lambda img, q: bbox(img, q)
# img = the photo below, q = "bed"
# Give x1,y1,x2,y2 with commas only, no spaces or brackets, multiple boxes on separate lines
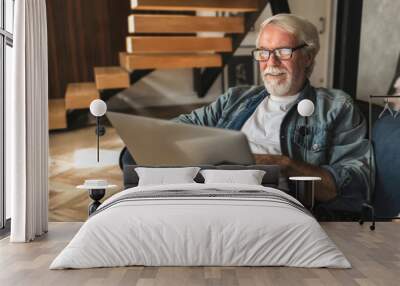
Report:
50,165,350,269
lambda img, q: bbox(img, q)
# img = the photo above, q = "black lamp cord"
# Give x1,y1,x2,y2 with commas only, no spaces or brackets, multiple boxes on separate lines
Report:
304,116,308,163
96,116,100,162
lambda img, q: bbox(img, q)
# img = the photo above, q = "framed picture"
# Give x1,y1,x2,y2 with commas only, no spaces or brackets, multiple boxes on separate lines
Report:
224,54,260,91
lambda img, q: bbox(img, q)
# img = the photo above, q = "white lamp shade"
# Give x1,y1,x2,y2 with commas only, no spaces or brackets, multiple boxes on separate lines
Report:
297,99,315,117
90,99,107,117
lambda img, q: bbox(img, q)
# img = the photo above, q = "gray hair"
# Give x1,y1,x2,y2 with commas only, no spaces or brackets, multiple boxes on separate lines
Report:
255,14,320,78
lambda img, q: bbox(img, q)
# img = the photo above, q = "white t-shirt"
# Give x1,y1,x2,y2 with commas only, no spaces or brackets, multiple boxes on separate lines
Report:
241,93,299,154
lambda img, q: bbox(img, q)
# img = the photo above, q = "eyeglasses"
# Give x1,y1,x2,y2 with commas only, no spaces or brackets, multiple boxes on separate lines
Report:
252,44,308,61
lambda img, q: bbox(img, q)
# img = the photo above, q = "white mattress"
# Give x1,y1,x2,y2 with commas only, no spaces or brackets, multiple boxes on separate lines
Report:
50,183,351,269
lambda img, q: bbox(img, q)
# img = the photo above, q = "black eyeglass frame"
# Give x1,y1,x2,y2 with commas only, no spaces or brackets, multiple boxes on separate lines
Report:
252,43,308,61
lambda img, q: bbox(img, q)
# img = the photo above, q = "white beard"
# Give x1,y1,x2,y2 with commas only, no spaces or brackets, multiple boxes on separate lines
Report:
262,67,292,97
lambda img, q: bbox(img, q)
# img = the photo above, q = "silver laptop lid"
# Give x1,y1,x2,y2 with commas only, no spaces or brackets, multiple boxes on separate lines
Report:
107,111,255,166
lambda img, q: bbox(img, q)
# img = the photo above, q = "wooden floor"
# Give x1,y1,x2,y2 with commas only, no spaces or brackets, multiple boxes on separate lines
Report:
49,126,125,221
49,105,206,222
0,222,399,286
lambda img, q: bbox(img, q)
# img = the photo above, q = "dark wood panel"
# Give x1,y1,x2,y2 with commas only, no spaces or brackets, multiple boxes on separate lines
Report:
46,0,130,99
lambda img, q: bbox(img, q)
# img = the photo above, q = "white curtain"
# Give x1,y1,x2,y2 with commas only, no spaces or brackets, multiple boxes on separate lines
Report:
7,0,49,242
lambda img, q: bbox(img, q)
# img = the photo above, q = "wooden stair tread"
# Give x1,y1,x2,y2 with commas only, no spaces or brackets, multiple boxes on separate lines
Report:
94,66,130,90
126,36,232,53
119,52,222,71
65,82,99,110
131,0,258,12
49,99,67,130
128,14,244,34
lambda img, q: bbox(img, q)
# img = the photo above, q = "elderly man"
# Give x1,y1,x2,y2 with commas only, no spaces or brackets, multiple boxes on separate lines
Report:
172,14,373,216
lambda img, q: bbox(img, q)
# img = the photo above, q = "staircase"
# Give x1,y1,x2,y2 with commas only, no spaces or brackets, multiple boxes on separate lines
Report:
49,0,269,130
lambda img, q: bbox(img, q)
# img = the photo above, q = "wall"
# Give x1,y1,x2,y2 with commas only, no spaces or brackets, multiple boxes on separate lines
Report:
357,0,400,101
46,0,129,99
287,0,335,89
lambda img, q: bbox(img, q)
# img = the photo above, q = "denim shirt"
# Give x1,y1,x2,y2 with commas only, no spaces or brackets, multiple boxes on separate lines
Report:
173,82,374,214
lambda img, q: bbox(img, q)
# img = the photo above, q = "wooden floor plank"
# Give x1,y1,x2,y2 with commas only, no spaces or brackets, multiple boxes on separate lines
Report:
126,36,232,54
128,14,244,34
49,99,67,130
94,66,130,90
1,222,400,285
130,0,258,12
65,82,100,110
119,52,222,71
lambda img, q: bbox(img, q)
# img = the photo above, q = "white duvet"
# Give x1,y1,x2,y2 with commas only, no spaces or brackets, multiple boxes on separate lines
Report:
50,183,351,269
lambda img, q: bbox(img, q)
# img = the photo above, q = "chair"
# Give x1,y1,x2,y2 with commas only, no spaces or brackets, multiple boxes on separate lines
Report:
371,114,400,218
359,51,400,226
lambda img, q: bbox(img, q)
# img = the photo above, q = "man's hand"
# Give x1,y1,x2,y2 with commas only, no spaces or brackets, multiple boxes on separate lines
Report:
254,154,291,174
254,153,337,202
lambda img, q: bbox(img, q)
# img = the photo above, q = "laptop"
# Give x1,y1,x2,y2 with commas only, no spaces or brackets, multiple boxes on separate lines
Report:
106,111,255,166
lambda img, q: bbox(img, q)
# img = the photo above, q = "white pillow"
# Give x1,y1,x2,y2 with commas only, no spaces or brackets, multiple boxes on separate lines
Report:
200,169,266,185
135,167,201,186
